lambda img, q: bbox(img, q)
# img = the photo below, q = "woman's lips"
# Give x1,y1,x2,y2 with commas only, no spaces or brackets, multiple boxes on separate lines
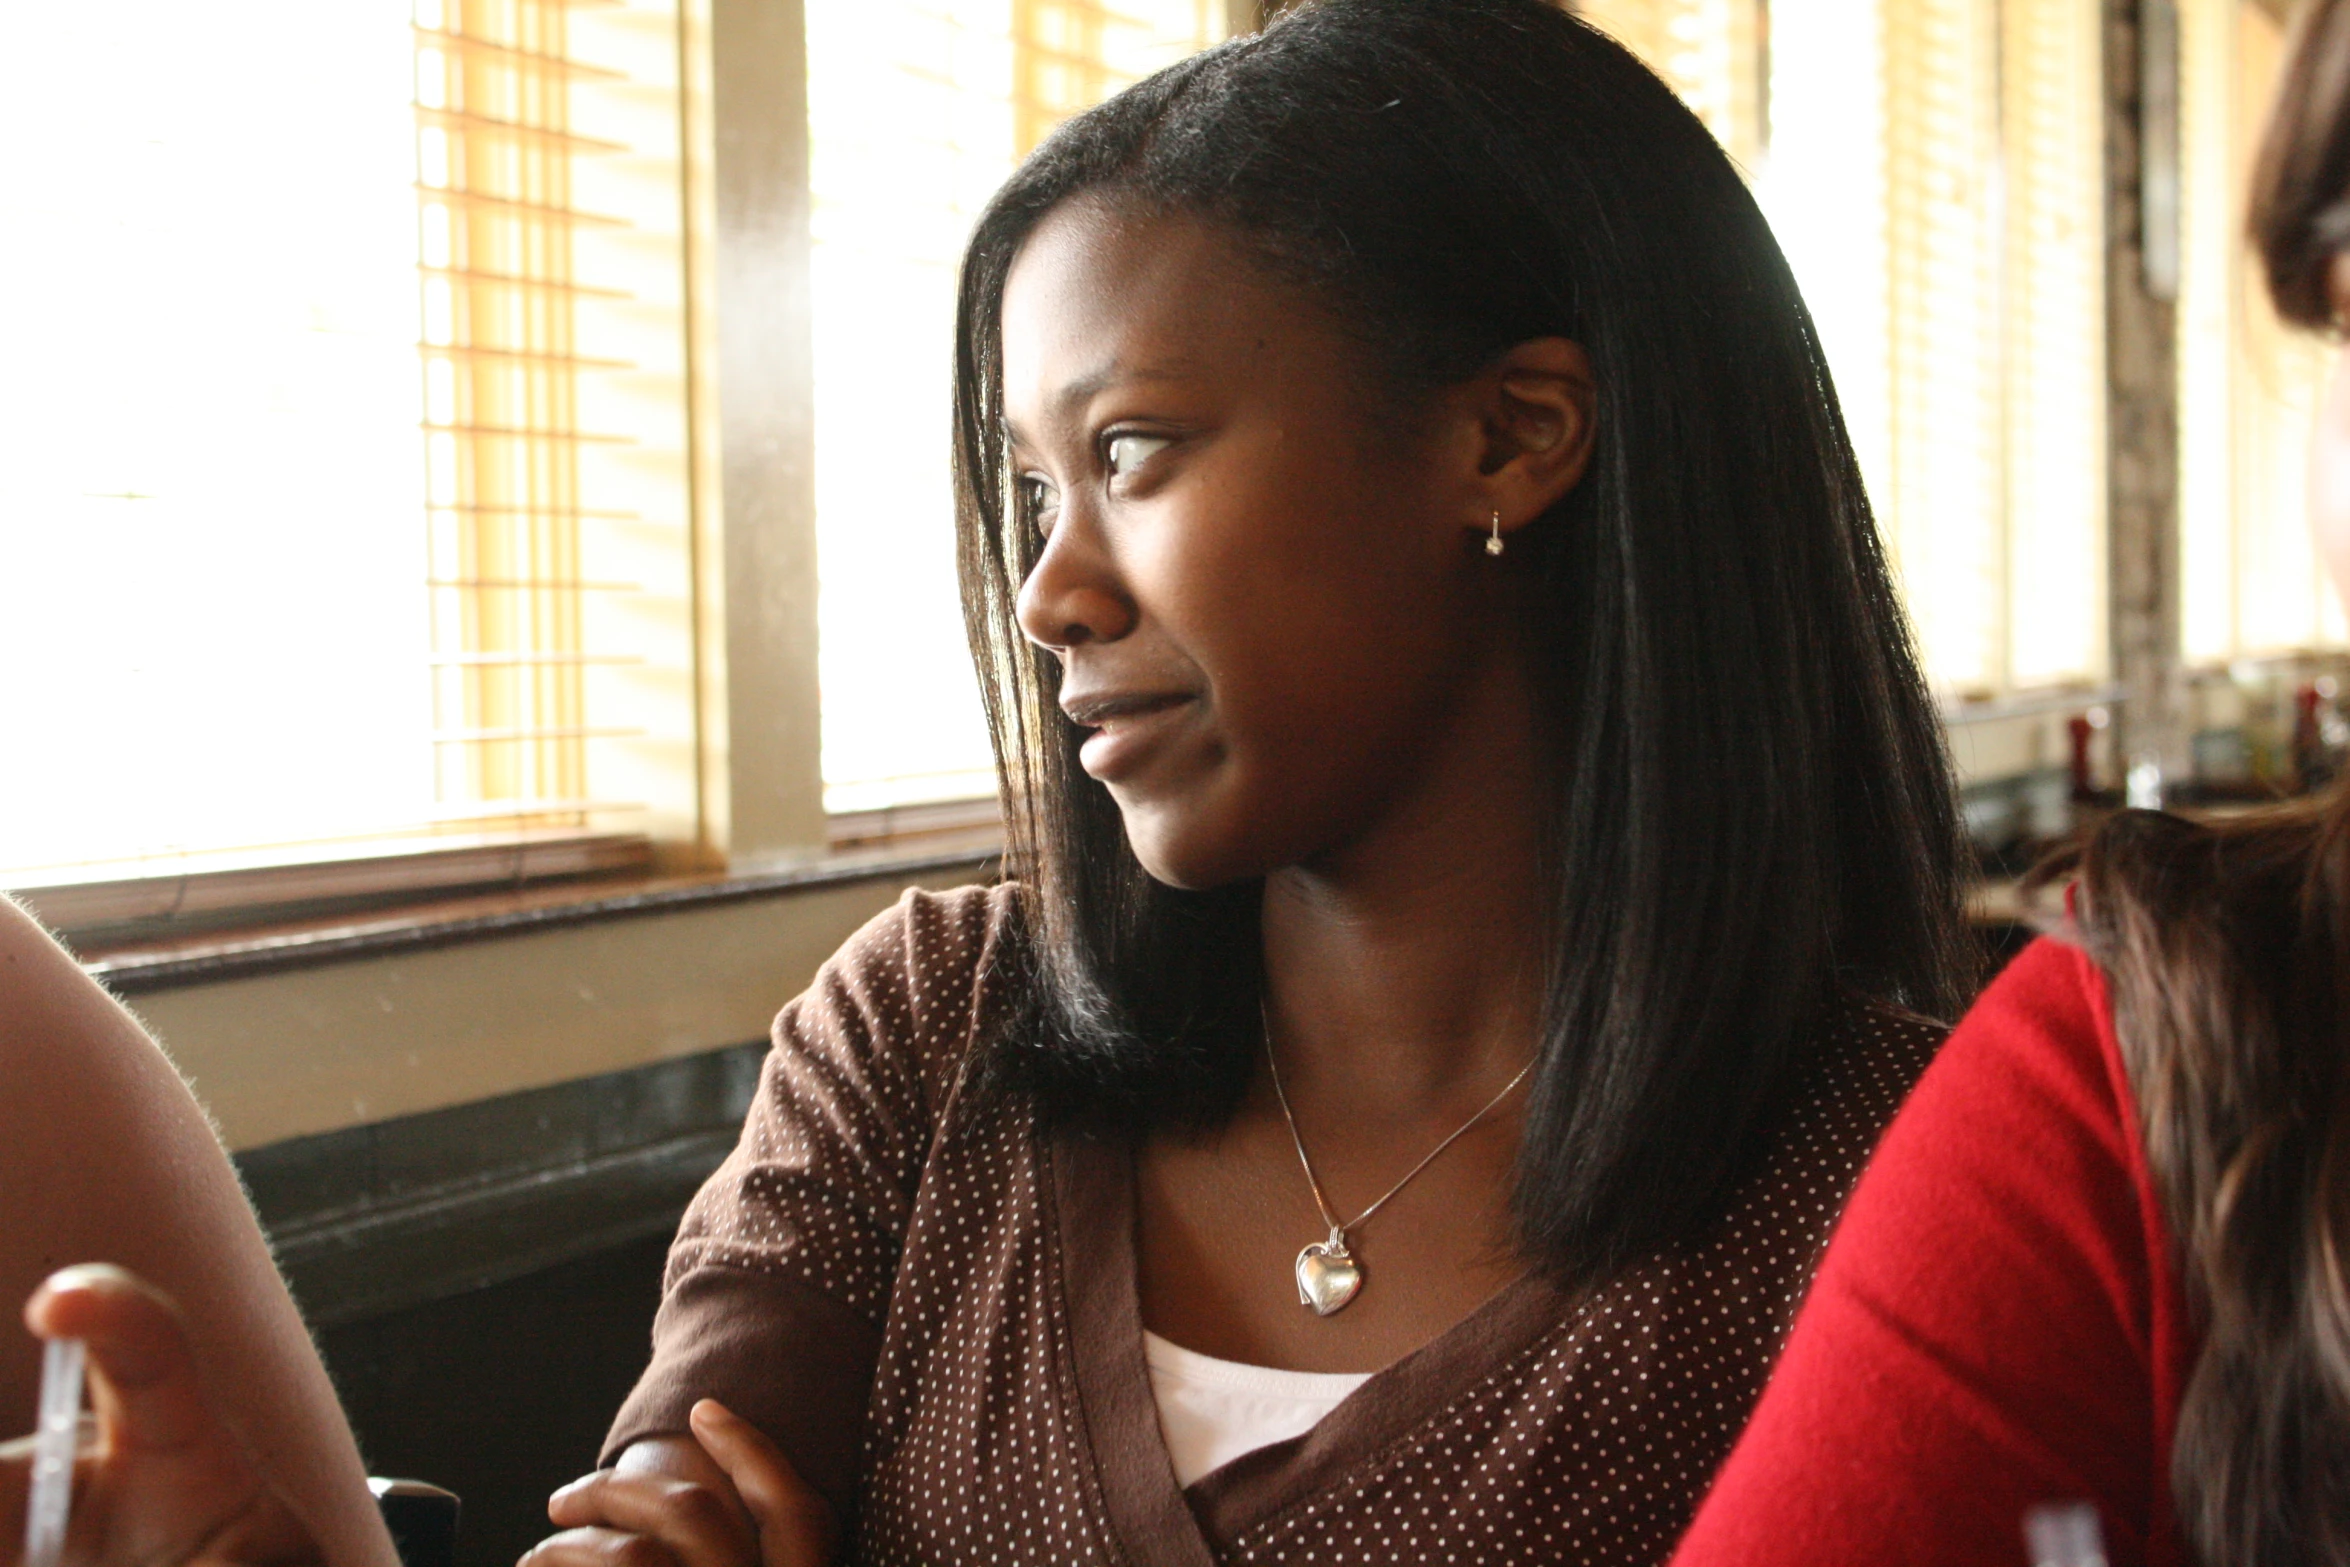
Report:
1067,692,1197,782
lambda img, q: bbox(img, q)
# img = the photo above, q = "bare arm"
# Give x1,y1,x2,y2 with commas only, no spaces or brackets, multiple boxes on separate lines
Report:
0,898,395,1567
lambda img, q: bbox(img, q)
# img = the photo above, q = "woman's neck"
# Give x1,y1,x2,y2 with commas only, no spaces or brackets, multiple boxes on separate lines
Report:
1258,651,1550,1112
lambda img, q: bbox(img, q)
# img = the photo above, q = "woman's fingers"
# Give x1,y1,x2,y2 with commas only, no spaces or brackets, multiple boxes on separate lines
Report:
27,1265,219,1457
521,1413,833,1567
541,1472,755,1567
7,1266,321,1567
520,1526,688,1567
685,1403,833,1567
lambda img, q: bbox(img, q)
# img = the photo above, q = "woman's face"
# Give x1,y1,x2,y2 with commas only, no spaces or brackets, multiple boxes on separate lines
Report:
1000,198,1586,890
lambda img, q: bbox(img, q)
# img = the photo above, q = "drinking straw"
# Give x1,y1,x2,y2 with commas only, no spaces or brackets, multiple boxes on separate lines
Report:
24,1337,86,1567
2023,1501,2108,1567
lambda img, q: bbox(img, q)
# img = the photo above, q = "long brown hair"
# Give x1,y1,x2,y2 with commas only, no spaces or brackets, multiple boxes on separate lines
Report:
2052,789,2350,1562
2051,18,2350,1552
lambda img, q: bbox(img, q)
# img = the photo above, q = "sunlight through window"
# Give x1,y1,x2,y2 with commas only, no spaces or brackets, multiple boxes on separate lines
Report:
808,0,1230,816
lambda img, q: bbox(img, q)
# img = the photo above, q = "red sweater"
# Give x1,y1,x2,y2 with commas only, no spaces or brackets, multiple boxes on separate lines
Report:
1669,937,2195,1567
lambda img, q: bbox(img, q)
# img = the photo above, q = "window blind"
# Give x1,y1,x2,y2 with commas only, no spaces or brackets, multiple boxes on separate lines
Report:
1868,0,2106,696
1595,0,2107,697
413,0,699,851
808,0,1233,817
0,0,698,890
417,0,620,822
1878,0,2008,695
0,4,430,882
2000,0,2108,688
2178,0,2348,663
414,0,695,833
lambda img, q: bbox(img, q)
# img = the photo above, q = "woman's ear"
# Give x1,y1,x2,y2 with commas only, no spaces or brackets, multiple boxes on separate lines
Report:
1474,337,1596,543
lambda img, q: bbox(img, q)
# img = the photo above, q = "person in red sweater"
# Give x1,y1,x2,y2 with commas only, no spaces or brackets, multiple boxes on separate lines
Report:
1668,935,2196,1565
1673,4,2350,1559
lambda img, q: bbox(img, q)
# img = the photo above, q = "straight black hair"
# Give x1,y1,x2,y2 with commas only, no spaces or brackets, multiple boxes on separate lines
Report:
952,0,1972,1292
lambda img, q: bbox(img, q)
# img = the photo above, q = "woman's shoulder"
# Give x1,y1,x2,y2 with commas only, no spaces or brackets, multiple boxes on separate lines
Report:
1887,933,2168,1302
827,880,1023,991
1775,990,1948,1160
1816,938,2122,1150
1669,936,2185,1567
1758,959,2121,1240
1821,990,1950,1075
780,880,1027,1088
1909,935,2128,1145
1821,934,2174,1375
1974,930,2112,1036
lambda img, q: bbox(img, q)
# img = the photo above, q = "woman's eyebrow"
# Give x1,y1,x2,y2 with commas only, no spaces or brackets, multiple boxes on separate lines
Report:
1049,359,1197,417
1004,360,1202,452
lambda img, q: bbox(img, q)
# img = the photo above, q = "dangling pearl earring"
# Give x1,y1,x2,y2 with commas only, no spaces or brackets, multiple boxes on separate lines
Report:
1485,511,1505,556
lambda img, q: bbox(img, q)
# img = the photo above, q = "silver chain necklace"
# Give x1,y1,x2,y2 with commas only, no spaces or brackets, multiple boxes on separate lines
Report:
1261,1005,1536,1317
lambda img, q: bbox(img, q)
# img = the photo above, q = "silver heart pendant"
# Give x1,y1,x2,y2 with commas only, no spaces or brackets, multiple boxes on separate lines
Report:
1295,1239,1363,1316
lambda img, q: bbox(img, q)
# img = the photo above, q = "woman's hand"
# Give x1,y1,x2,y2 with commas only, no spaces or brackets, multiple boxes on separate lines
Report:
524,1404,833,1567
0,1266,321,1567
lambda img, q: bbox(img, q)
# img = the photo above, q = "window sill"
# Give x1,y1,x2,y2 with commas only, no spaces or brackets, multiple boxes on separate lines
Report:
1939,683,2126,726
16,831,660,941
73,831,1003,997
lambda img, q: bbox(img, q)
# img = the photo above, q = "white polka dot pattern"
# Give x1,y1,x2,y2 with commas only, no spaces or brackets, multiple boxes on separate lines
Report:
618,885,1944,1566
1213,1002,1943,1565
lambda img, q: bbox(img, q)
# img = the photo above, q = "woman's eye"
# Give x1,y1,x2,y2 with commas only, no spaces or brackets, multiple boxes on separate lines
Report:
1104,433,1171,478
1019,474,1061,535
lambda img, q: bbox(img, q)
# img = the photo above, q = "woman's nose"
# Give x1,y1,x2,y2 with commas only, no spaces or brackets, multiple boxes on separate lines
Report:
1014,513,1137,653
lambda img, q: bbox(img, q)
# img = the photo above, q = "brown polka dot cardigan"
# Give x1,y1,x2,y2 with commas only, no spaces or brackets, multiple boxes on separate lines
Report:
605,884,1943,1566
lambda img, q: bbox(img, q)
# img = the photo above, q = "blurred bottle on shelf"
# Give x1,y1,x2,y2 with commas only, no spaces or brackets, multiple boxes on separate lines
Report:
2067,708,2118,825
2297,680,2342,793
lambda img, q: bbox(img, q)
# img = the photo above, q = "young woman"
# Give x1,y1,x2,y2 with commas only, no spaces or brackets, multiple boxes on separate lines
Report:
1667,3,2350,1561
514,3,1968,1564
6,4,1964,1566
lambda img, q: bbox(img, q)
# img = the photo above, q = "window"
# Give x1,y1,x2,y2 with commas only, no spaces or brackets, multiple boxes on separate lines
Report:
2178,0,2349,663
4,5,429,879
1,0,694,888
1589,0,2109,698
807,0,1235,816
2,0,1247,899
15,0,2193,901
1995,0,2111,690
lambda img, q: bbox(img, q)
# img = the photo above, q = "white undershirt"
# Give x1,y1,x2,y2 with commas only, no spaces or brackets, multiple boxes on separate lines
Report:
1142,1330,1374,1488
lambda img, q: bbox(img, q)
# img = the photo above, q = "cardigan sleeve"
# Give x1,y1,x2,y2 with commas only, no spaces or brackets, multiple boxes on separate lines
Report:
1668,937,2191,1567
601,882,1013,1519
